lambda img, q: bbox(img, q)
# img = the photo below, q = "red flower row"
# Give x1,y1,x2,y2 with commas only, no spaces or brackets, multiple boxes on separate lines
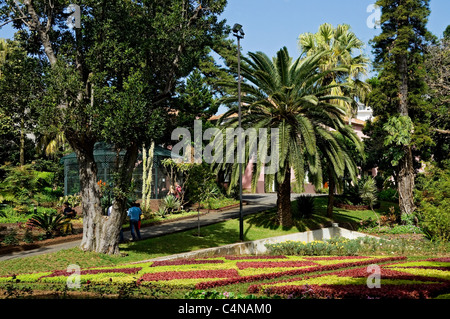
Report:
151,259,224,267
303,256,370,261
259,282,450,299
426,257,450,262
224,255,287,260
393,266,449,271
248,266,445,293
236,261,317,269
195,256,406,290
42,267,142,278
139,269,239,281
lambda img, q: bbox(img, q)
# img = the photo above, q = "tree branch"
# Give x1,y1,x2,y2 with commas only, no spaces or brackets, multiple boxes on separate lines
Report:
159,4,207,99
0,16,29,28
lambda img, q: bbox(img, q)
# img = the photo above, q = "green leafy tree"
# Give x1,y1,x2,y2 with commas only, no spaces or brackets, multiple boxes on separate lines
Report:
215,47,356,227
444,25,450,39
0,40,43,166
298,23,371,117
423,36,450,165
175,68,218,132
367,0,435,215
0,0,228,254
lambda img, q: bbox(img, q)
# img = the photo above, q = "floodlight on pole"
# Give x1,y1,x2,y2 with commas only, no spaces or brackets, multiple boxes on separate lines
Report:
232,23,244,241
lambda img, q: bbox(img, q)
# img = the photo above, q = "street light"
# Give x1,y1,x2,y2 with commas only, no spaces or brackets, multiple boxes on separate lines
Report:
232,23,244,241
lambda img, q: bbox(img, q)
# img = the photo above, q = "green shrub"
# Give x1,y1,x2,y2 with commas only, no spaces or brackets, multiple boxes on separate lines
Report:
0,205,30,223
2,229,19,246
0,164,55,207
415,162,450,242
22,228,34,244
57,194,82,208
378,188,399,202
265,238,365,256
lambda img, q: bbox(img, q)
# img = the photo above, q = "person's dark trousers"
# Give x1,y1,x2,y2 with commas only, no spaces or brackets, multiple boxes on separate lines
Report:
119,228,124,243
130,220,141,240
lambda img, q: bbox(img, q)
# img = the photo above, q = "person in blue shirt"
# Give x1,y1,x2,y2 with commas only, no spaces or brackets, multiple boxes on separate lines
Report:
127,202,142,241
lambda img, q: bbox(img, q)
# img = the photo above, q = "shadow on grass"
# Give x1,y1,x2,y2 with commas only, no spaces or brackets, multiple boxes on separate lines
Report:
245,196,396,233
119,221,242,258
245,199,332,233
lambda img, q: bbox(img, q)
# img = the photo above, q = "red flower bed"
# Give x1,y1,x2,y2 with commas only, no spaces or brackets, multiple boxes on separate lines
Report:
426,257,450,262
236,261,317,269
304,256,370,261
139,269,239,281
225,255,287,260
151,259,224,267
42,267,142,278
248,266,445,294
260,283,450,299
393,266,449,271
195,256,406,289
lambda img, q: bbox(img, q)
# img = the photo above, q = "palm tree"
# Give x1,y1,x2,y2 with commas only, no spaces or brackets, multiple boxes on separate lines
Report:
215,47,354,227
299,23,370,217
298,23,371,118
314,124,363,218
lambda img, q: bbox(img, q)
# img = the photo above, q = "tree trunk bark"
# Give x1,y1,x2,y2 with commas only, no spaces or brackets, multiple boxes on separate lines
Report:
397,145,416,215
397,54,416,215
95,143,140,254
74,142,103,253
327,167,336,219
277,168,293,227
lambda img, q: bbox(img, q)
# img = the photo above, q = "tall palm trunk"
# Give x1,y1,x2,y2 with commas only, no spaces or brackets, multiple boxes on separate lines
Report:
326,167,336,218
277,167,293,227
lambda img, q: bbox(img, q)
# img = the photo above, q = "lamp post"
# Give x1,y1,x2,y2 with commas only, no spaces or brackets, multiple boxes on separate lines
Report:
232,23,245,241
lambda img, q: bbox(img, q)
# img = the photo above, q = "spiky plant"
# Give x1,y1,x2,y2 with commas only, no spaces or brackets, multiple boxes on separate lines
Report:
27,211,68,238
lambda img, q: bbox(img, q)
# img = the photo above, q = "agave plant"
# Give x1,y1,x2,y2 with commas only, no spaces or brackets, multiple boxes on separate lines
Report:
162,195,181,214
27,211,68,238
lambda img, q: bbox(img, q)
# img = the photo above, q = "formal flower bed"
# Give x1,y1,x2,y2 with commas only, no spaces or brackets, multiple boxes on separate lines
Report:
2,254,448,299
0,255,405,288
248,257,450,299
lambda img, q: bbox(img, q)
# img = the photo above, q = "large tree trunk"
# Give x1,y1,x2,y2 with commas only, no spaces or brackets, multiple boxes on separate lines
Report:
326,167,336,218
397,145,416,215
277,168,293,227
397,54,416,215
70,136,140,254
73,141,103,252
96,143,140,254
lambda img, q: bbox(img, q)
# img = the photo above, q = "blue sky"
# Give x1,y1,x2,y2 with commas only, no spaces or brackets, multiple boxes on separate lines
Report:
219,0,450,62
